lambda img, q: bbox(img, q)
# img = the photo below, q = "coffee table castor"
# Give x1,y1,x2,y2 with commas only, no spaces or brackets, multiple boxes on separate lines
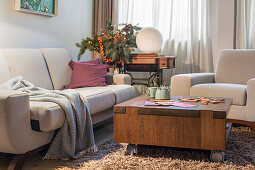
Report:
114,95,232,162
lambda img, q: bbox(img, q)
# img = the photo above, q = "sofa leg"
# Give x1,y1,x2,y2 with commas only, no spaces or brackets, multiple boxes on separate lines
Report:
227,119,255,131
8,146,47,170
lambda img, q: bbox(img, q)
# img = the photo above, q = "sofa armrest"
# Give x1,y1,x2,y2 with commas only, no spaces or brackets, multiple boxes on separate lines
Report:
106,73,132,85
170,73,215,96
113,74,132,85
0,89,54,154
246,78,255,121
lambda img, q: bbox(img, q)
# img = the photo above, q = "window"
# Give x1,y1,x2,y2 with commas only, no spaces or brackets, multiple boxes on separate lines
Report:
118,0,202,42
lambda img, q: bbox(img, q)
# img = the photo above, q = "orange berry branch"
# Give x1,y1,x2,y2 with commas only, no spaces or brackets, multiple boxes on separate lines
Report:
76,19,141,64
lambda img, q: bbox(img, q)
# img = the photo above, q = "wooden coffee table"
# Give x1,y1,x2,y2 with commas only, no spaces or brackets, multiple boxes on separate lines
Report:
114,95,232,162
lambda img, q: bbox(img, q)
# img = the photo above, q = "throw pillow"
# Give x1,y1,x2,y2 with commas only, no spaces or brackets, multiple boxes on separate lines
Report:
68,59,99,70
68,63,108,88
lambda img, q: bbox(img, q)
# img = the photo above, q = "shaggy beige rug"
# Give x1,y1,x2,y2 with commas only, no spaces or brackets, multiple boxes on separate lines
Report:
57,126,255,170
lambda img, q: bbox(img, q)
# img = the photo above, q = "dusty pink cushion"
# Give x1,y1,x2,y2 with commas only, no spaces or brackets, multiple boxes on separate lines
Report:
68,59,99,70
68,63,108,88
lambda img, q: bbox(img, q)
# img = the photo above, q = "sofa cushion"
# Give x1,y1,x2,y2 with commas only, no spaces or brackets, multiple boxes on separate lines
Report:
190,83,247,106
99,85,136,104
75,88,115,113
215,49,255,85
0,50,11,84
41,48,72,90
107,85,136,103
76,85,136,104
3,49,53,90
227,105,246,121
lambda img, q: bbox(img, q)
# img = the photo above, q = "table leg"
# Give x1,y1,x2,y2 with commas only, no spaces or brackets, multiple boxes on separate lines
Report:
210,151,227,162
125,144,138,156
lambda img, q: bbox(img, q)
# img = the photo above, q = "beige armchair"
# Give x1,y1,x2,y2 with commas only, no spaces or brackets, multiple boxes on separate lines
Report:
171,49,255,130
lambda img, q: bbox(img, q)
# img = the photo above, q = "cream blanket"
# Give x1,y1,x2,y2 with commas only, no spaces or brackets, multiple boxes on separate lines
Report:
0,76,97,160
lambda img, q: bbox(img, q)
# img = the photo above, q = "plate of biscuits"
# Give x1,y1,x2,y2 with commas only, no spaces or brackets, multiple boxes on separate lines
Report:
178,97,225,105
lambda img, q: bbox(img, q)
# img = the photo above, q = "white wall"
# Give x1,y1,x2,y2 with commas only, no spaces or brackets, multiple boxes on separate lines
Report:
0,0,93,61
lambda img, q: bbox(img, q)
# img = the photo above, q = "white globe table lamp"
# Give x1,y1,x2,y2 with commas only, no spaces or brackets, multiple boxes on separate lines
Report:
136,27,163,54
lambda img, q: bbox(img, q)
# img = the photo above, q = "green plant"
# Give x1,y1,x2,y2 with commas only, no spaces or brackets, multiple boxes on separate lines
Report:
76,19,141,64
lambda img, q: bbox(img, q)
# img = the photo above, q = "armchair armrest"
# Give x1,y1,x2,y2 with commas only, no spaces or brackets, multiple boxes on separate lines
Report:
170,73,215,96
106,73,132,85
246,78,255,121
0,89,53,154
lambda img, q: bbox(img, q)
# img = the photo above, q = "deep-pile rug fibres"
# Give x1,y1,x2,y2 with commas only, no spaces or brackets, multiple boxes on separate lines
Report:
56,126,255,170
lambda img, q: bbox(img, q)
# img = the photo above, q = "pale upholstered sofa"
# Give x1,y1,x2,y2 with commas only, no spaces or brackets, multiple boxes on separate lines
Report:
171,49,255,129
0,48,136,164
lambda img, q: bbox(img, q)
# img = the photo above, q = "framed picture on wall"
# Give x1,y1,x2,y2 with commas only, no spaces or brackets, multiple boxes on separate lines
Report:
14,0,58,16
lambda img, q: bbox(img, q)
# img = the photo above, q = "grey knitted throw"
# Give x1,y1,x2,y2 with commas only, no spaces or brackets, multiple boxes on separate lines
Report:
0,76,97,160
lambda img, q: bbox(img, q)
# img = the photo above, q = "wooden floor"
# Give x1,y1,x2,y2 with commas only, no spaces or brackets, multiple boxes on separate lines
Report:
0,121,113,170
